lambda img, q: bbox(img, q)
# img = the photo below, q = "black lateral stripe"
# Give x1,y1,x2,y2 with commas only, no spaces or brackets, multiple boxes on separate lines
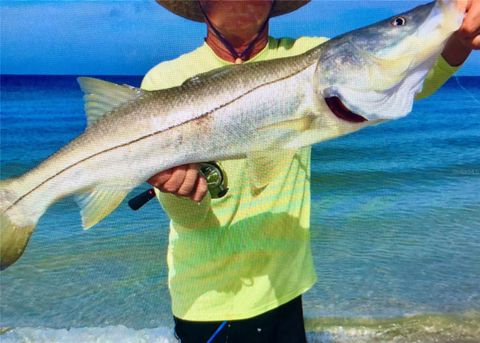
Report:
7,61,314,211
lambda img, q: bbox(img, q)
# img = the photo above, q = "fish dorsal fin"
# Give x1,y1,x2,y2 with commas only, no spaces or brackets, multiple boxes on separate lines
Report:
74,185,130,229
77,77,144,126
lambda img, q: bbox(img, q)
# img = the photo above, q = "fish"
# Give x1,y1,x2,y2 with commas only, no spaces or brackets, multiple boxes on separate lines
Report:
0,0,466,270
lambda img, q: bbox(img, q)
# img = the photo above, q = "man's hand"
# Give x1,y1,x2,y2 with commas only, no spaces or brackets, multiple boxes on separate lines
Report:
442,0,479,66
457,0,480,49
148,164,208,202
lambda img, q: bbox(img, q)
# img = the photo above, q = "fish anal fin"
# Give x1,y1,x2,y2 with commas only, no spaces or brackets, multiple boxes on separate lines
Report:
74,186,130,230
77,77,144,126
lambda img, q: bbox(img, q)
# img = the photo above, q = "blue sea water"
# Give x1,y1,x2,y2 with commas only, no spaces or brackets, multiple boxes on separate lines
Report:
0,75,479,342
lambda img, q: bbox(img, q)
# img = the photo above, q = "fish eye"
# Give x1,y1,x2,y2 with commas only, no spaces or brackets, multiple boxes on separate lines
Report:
391,16,407,26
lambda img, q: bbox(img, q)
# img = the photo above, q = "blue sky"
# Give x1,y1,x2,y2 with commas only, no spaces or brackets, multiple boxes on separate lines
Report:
1,0,479,76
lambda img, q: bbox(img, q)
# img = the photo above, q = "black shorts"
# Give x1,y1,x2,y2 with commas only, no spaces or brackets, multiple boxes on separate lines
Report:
173,296,307,343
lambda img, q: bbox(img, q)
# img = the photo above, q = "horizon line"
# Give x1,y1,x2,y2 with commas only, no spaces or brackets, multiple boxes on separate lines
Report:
1,73,480,78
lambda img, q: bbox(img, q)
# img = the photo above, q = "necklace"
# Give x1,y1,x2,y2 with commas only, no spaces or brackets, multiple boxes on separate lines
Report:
198,1,274,64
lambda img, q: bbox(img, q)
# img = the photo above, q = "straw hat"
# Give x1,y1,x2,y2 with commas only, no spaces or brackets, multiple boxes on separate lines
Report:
156,0,310,22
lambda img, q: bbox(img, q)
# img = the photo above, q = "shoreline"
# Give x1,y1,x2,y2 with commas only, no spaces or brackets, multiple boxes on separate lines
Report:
2,312,479,342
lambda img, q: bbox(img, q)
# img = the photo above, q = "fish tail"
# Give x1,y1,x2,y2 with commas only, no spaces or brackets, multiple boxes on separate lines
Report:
0,178,38,270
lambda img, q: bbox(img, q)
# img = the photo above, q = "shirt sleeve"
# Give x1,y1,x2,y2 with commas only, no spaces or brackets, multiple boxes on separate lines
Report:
415,56,460,100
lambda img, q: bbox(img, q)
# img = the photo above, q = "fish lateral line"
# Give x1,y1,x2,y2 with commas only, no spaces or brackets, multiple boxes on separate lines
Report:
4,59,318,212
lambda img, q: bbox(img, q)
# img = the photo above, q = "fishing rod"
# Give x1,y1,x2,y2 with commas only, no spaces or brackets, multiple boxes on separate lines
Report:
128,162,228,211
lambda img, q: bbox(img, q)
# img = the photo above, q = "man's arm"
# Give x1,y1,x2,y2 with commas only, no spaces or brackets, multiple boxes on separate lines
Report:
141,72,208,203
141,71,212,229
415,0,479,100
441,0,479,67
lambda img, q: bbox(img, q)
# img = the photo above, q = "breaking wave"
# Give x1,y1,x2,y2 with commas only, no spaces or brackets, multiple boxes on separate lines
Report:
2,312,479,343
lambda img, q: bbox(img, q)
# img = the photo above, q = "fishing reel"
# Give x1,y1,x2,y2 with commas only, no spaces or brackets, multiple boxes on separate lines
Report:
128,162,228,211
199,161,229,199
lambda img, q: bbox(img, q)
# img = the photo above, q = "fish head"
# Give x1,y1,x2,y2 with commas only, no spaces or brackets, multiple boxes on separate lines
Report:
316,0,466,122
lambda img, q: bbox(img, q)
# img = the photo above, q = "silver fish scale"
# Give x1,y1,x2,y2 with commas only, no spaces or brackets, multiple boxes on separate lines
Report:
142,45,322,123
22,45,322,198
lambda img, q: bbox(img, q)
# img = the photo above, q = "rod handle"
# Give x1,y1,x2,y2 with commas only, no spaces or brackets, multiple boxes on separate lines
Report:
127,188,156,211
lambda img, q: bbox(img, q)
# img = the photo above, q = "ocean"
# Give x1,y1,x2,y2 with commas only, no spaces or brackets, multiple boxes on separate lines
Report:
0,75,479,342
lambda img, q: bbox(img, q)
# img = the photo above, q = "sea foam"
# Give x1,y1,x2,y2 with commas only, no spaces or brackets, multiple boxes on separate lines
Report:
2,312,480,343
1,325,176,343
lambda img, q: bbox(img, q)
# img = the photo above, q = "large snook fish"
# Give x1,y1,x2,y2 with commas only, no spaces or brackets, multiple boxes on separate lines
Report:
0,0,466,270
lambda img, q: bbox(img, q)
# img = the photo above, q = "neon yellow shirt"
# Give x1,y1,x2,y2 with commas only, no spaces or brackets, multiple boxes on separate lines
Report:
141,36,458,321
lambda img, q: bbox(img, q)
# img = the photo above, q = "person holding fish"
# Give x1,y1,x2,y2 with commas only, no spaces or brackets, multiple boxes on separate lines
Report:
1,0,478,341
141,0,479,342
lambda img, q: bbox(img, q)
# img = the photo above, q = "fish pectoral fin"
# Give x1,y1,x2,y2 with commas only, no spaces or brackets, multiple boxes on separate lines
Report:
258,115,316,134
284,126,350,150
77,77,144,126
255,115,321,151
246,149,297,194
253,115,316,152
74,186,130,230
280,114,370,150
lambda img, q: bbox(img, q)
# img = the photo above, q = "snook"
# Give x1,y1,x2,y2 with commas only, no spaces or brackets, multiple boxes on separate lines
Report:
0,0,466,270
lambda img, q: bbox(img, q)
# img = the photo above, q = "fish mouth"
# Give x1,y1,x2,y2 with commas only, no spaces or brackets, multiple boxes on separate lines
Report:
325,96,368,123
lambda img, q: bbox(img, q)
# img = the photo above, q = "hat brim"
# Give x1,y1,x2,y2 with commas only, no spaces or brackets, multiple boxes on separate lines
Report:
156,0,310,22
